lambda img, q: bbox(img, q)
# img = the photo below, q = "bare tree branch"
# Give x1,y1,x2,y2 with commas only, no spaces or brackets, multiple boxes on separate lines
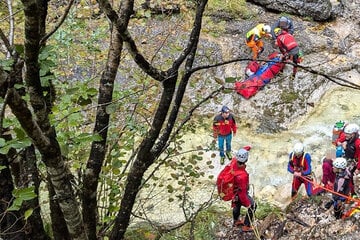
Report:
97,0,167,81
0,28,12,56
40,0,75,45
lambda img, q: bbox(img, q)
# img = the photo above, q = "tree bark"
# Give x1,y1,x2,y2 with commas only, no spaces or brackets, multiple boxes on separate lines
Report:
3,1,88,239
0,154,25,240
82,26,123,240
104,1,208,238
18,145,50,240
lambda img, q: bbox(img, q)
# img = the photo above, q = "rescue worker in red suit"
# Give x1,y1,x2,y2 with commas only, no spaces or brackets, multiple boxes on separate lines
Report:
341,123,360,172
232,148,256,232
341,123,360,195
287,142,313,198
274,28,300,77
213,106,237,165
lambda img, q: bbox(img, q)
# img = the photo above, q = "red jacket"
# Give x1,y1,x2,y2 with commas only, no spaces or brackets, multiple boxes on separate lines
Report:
232,162,251,207
334,131,346,146
276,31,298,54
354,138,360,169
212,113,237,137
322,158,335,185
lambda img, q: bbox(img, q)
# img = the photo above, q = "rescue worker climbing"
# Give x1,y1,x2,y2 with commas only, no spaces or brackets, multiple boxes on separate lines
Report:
287,142,313,198
232,148,256,232
270,16,295,40
213,106,237,165
245,24,271,60
274,27,300,77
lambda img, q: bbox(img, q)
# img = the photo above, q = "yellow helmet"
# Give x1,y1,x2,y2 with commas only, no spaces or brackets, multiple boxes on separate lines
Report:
274,27,282,36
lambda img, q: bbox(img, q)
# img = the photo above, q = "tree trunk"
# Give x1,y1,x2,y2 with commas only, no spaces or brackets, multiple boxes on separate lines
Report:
82,26,123,239
0,154,25,240
47,177,71,240
18,145,50,240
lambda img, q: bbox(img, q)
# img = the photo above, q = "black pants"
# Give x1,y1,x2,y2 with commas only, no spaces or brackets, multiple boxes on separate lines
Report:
232,195,256,226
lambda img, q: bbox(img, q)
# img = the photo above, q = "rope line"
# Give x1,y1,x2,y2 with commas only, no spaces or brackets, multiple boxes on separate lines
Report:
297,175,360,218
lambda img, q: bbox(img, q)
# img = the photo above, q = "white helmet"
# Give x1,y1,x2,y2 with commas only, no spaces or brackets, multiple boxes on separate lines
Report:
293,143,304,156
236,149,249,163
263,25,271,33
333,157,347,169
344,123,359,134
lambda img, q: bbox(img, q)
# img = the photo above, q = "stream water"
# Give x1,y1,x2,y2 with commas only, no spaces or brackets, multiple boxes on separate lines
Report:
208,85,360,208
138,84,360,225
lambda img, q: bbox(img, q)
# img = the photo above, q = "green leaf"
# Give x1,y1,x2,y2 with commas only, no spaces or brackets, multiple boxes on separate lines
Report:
13,127,26,139
0,138,32,154
8,198,23,211
106,103,118,114
0,165,7,171
13,186,37,200
14,44,24,55
24,208,34,220
0,138,5,147
225,77,237,83
0,59,14,71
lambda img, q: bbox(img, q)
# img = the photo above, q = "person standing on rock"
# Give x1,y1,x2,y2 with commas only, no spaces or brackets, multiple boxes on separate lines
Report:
313,148,336,195
287,142,313,198
213,106,237,165
274,27,300,78
232,147,256,232
340,123,360,196
325,157,353,219
245,23,271,60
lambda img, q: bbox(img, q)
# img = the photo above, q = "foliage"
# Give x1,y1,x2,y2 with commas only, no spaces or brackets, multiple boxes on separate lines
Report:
8,187,37,211
206,0,255,20
255,201,282,220
124,205,221,240
280,90,300,104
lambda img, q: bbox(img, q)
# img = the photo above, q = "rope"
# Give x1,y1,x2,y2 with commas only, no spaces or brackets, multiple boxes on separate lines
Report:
297,175,360,218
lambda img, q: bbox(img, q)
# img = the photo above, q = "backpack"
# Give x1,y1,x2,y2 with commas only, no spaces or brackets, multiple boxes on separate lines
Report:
332,121,345,144
216,159,242,201
277,32,298,52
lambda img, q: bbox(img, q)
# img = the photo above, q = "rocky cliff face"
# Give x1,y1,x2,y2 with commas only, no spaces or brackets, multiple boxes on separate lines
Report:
249,0,333,21
203,0,360,134
212,2,360,239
